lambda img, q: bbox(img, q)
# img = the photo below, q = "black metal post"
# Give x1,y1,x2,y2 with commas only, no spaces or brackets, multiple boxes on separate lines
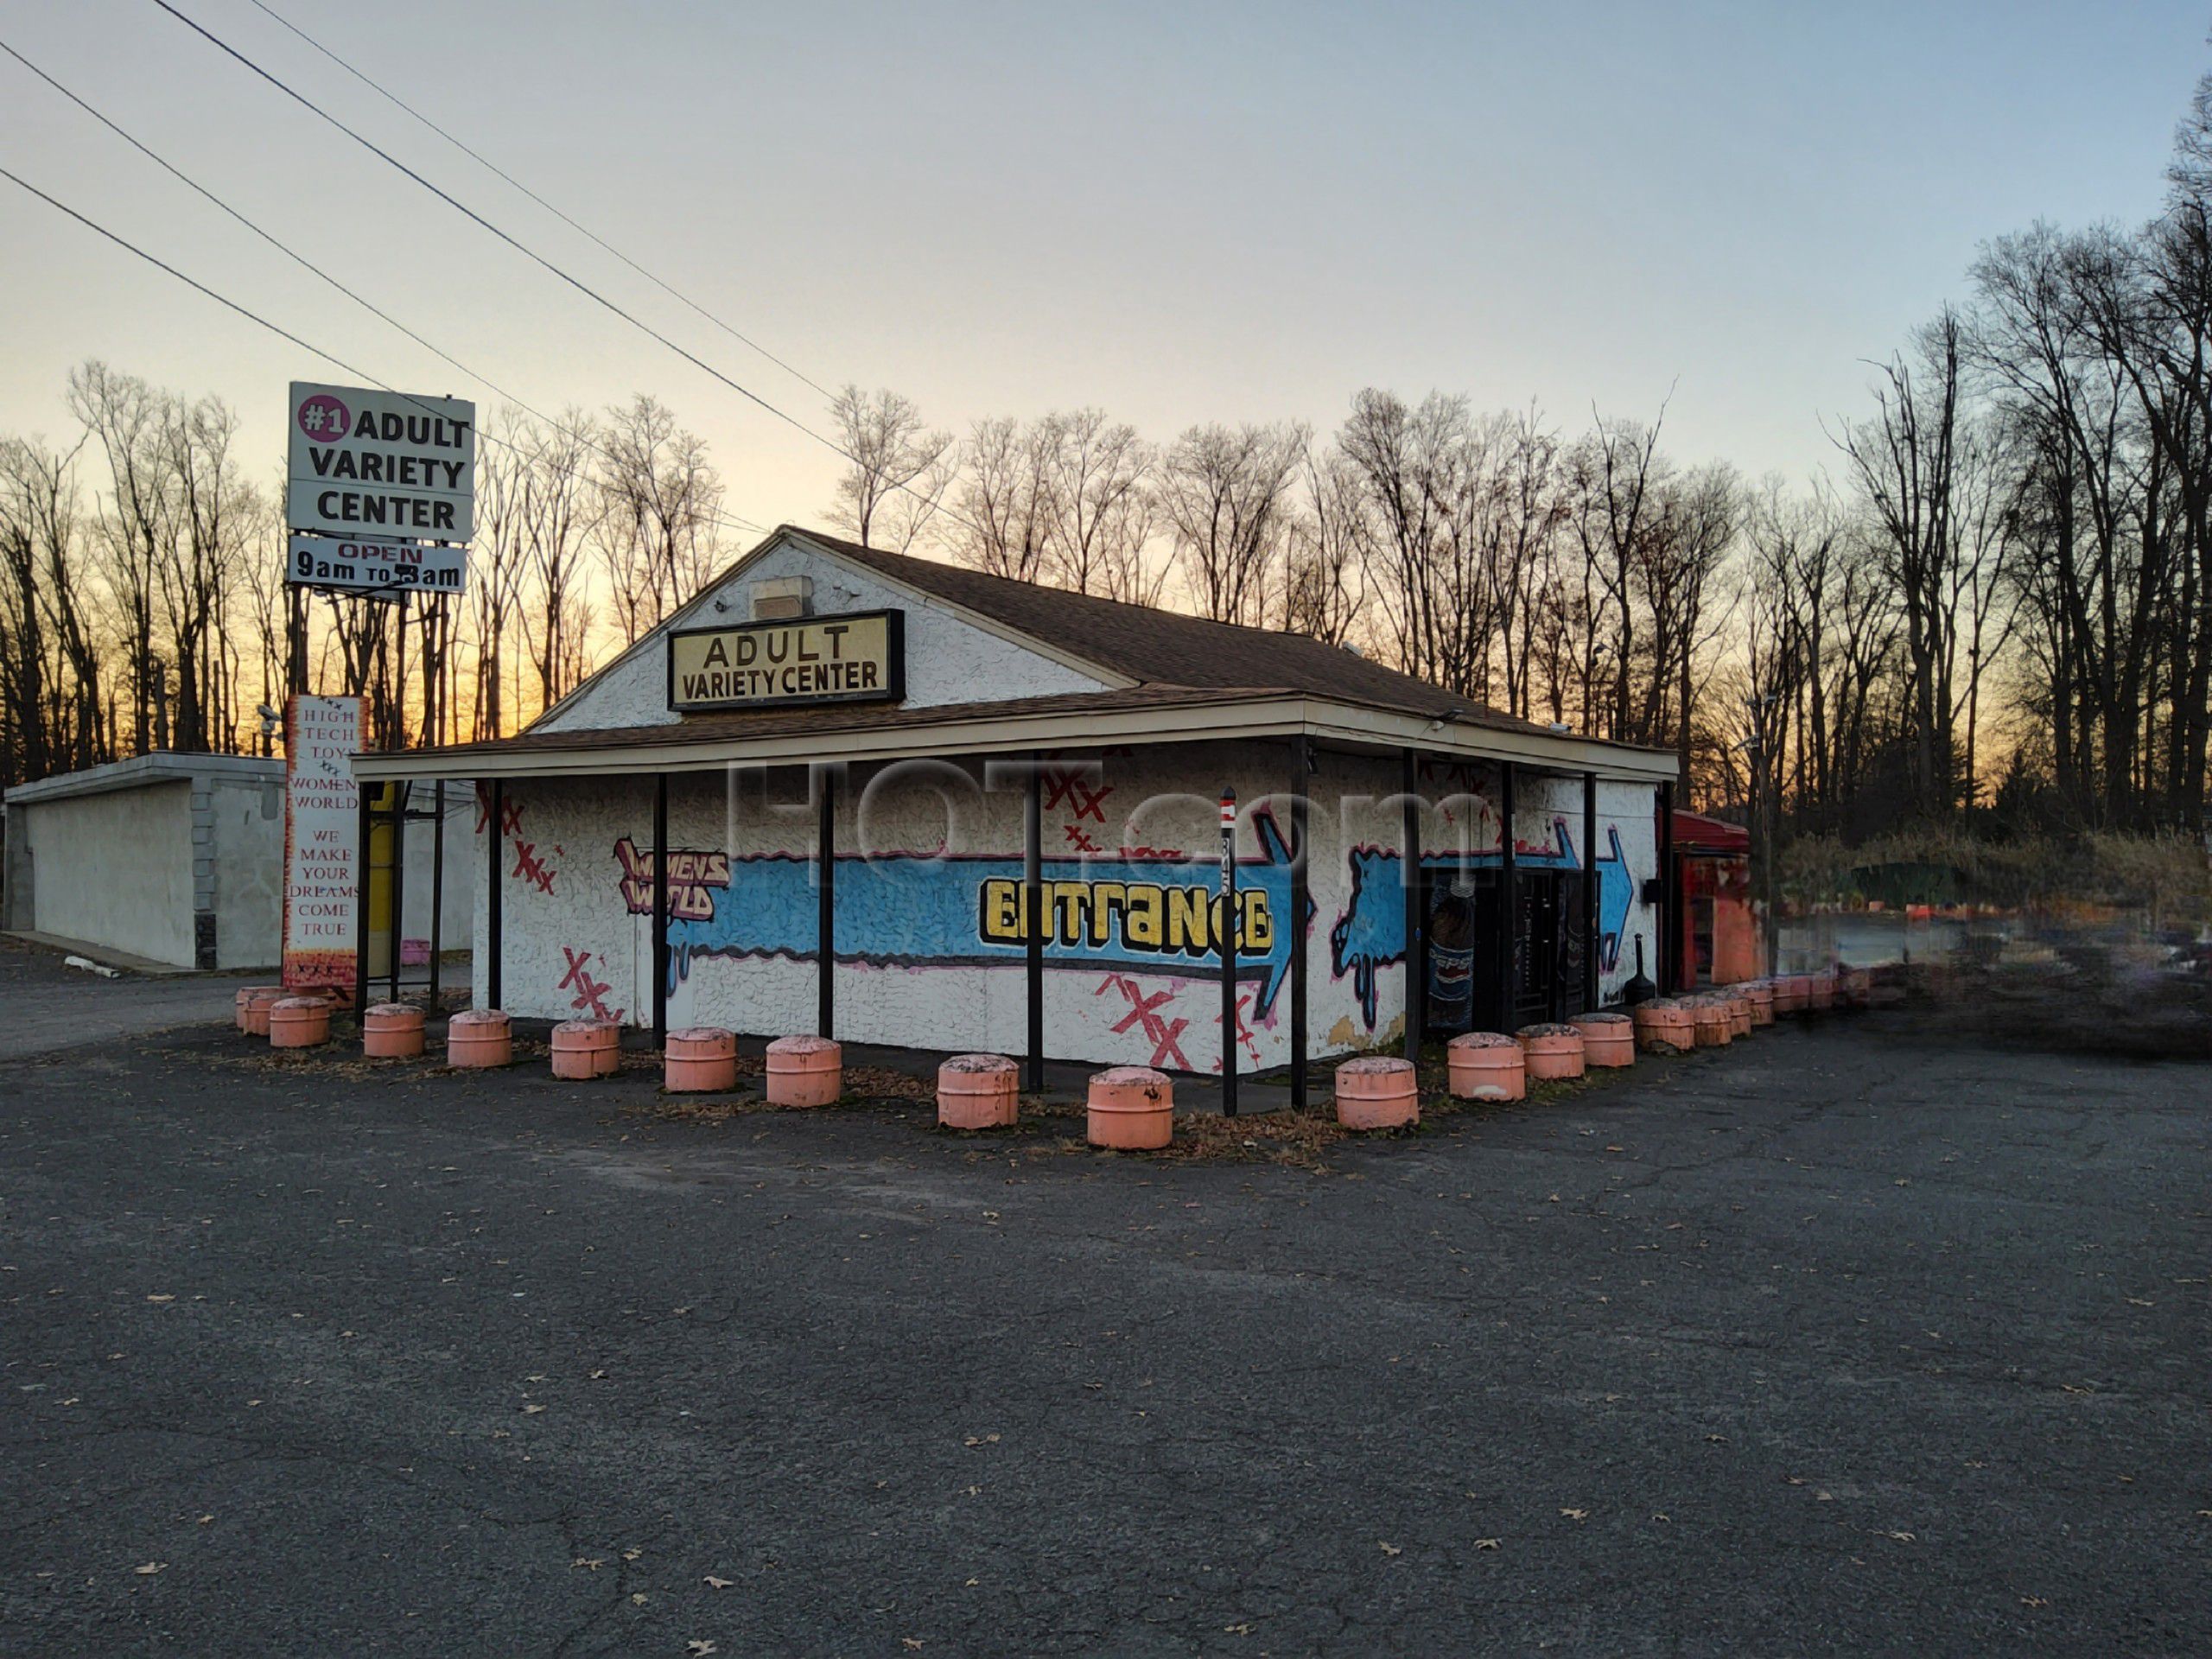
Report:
1582,770,1599,1011
387,781,405,1004
353,781,372,1016
1288,735,1310,1112
1657,780,1677,996
486,776,503,1009
1499,763,1518,1028
429,779,445,1012
1219,786,1237,1117
1024,757,1044,1092
652,773,670,1049
816,764,836,1039
1401,750,1421,1062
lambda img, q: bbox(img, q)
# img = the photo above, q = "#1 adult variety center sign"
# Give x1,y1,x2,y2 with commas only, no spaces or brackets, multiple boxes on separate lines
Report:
286,382,476,541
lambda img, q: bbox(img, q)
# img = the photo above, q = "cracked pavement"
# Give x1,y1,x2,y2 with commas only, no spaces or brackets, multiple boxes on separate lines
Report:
1,1010,2207,1655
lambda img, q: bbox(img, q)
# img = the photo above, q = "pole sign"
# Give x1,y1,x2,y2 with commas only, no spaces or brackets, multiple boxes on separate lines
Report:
287,533,467,595
282,694,363,989
286,382,475,542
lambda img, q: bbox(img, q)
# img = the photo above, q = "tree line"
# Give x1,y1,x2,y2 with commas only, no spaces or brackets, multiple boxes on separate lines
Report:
0,378,726,776
827,73,2212,839
7,72,2212,842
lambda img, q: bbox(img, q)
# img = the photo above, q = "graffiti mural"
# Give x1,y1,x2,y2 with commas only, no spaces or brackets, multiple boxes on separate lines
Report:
613,836,731,921
632,810,1316,1020
1328,818,1637,1027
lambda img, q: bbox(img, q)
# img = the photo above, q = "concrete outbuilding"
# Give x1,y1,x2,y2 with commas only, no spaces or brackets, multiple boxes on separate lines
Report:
4,752,470,972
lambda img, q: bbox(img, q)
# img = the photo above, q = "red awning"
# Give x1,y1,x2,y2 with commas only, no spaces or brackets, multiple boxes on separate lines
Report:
1671,808,1750,855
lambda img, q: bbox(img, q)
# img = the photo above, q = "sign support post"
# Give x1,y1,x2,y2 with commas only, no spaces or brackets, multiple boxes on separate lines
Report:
1220,786,1238,1118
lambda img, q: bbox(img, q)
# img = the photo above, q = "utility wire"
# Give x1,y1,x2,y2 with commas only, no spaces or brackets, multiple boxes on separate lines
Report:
0,162,378,385
242,0,836,402
156,1,845,463
153,0,974,546
1,38,765,536
0,159,766,543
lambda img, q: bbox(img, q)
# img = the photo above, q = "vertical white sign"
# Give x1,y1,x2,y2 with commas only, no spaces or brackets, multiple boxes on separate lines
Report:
282,694,362,988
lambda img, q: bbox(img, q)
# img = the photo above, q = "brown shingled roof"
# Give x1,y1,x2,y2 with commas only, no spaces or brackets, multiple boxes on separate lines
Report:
393,685,1279,759
780,527,1564,740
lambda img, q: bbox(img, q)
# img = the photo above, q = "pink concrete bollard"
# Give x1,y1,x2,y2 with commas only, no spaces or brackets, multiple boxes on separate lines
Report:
1518,1022,1586,1081
550,1018,621,1079
1571,1011,1636,1068
1809,970,1837,1011
1085,1065,1173,1149
1447,1031,1526,1101
937,1053,1019,1129
1632,1000,1696,1054
765,1035,842,1107
268,995,330,1049
1774,975,1810,1014
1725,995,1753,1039
241,987,287,1038
664,1027,738,1093
362,1002,425,1058
1745,981,1777,1027
1691,999,1733,1047
1334,1056,1420,1130
235,985,282,1032
447,1008,512,1068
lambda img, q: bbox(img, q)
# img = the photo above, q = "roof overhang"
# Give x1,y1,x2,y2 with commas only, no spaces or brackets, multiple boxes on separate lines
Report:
355,694,1678,786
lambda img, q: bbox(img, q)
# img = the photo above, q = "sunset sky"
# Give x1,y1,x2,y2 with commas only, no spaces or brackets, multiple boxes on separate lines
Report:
3,0,2205,536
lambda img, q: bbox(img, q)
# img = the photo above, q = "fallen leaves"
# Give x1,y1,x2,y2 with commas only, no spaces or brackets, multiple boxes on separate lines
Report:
703,1575,733,1590
1474,1537,1501,1550
1560,1509,1588,1522
1378,1541,1402,1556
687,1643,717,1656
133,1562,166,1575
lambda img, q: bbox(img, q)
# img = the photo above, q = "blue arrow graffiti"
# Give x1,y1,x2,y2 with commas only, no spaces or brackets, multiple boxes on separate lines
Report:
1327,818,1637,1027
661,810,1313,1019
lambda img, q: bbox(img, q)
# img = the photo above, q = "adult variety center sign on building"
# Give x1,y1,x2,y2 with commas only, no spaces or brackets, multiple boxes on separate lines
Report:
668,611,906,710
286,381,476,543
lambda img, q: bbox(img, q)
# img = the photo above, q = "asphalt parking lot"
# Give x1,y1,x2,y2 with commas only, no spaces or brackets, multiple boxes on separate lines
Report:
2,1002,2206,1656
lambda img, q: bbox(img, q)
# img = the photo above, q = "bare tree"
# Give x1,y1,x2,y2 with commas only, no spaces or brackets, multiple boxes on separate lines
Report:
1043,409,1154,598
826,385,952,551
594,395,723,645
1156,421,1307,627
947,414,1060,582
516,410,601,715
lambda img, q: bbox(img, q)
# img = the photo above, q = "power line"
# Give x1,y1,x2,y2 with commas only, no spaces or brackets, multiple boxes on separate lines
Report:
152,0,975,547
0,35,765,537
0,162,378,385
155,1,842,460
0,161,766,544
241,0,837,402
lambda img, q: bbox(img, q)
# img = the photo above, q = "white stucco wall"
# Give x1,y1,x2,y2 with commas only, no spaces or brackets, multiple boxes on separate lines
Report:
19,780,197,966
535,536,1113,734
5,757,476,973
209,771,285,969
470,746,1667,1070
